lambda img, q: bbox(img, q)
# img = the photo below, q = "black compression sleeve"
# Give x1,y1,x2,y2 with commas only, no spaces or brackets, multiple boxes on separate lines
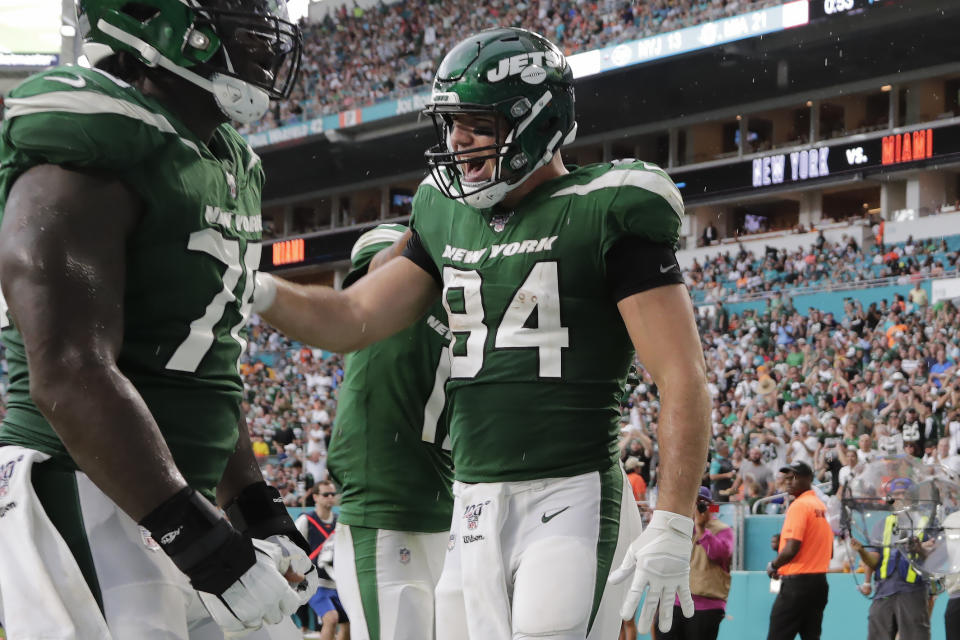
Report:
402,230,442,286
605,236,684,302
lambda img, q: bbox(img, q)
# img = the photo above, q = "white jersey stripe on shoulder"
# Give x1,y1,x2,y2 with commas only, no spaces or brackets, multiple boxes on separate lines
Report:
420,171,443,192
245,144,261,172
4,90,201,157
550,168,683,220
350,226,406,260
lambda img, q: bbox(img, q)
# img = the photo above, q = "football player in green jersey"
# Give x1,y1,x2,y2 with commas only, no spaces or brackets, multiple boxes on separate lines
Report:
0,1,318,638
329,223,454,640
255,27,710,639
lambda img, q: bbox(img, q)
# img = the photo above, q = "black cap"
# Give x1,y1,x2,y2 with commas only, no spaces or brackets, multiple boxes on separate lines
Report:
779,462,814,478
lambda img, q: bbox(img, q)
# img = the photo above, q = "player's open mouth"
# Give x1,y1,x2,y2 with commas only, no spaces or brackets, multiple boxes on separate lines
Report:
461,158,491,182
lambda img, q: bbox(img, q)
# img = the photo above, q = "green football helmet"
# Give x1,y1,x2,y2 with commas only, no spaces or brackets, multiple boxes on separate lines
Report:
423,27,577,208
75,0,302,123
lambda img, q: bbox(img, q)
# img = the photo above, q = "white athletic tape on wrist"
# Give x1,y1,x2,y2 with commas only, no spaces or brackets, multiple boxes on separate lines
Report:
252,272,278,314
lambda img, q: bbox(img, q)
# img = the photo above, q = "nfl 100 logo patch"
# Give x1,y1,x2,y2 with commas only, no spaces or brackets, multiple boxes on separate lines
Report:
399,547,411,565
489,211,515,233
463,500,491,530
0,455,24,499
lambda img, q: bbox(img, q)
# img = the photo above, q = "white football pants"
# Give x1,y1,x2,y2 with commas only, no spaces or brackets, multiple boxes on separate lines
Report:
435,463,642,640
0,445,299,640
334,523,447,640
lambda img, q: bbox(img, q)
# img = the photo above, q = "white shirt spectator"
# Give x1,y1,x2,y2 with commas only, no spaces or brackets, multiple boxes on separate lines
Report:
306,425,327,456
787,434,819,468
305,452,326,485
310,406,331,425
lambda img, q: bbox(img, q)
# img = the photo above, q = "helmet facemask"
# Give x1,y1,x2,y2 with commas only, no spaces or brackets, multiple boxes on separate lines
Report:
77,0,302,123
424,92,572,209
192,1,301,105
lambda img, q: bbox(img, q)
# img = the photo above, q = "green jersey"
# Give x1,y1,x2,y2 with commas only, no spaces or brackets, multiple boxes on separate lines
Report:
328,230,454,532
412,160,683,483
0,65,264,498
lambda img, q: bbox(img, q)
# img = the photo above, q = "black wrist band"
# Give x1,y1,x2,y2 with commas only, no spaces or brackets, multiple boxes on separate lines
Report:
226,481,311,556
140,487,255,595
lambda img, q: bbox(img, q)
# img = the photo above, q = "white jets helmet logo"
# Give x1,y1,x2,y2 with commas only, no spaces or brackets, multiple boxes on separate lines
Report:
486,51,562,83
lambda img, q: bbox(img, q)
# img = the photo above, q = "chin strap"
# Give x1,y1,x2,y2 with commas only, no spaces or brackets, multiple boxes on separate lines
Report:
96,19,269,123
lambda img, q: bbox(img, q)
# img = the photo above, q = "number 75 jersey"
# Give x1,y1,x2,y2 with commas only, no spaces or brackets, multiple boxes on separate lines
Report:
0,66,262,497
411,161,683,484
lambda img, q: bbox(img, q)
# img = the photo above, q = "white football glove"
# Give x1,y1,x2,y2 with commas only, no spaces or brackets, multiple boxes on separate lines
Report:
607,510,695,632
266,533,320,605
198,538,301,637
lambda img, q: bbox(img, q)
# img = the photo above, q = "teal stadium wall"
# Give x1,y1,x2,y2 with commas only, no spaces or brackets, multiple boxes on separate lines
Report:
634,572,948,640
721,281,932,319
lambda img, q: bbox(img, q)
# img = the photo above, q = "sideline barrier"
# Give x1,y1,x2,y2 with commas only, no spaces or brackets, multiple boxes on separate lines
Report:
636,571,949,640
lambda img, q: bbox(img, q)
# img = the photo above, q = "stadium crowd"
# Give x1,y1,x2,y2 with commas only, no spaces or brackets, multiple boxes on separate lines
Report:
240,0,781,134
688,231,960,303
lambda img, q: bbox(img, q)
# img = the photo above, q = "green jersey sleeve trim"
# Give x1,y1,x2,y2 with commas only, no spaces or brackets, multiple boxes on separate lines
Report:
5,90,201,157
550,166,684,222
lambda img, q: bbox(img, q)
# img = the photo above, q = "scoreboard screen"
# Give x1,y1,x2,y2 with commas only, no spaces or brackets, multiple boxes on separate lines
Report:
672,122,960,202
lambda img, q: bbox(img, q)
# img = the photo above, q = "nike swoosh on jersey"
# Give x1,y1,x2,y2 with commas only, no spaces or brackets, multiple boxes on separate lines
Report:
659,264,678,273
541,506,570,523
45,74,87,89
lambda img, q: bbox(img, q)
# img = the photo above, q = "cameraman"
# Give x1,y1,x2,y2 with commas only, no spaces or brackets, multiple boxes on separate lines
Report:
655,487,733,640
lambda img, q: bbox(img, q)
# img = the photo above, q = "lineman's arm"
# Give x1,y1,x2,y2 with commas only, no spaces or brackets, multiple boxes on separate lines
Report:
0,165,306,631
216,416,267,508
259,254,438,353
0,165,186,520
620,283,711,516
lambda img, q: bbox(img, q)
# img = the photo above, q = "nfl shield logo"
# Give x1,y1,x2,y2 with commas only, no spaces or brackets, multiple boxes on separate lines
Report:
140,526,162,551
490,211,514,233
399,547,411,564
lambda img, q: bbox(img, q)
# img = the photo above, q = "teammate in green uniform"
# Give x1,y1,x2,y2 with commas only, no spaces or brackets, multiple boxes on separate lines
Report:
328,223,454,640
255,27,710,639
0,1,318,638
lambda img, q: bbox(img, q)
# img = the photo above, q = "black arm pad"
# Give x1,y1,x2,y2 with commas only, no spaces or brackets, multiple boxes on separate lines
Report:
139,486,255,595
225,481,311,556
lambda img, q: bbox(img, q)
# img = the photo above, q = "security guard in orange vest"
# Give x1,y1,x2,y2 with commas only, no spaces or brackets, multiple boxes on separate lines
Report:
850,477,931,640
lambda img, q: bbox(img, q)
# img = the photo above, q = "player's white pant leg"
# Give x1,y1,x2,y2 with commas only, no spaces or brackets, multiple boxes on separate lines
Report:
0,447,113,640
502,464,631,640
585,465,643,640
336,522,448,640
452,481,514,639
75,472,198,640
506,472,600,640
435,493,469,640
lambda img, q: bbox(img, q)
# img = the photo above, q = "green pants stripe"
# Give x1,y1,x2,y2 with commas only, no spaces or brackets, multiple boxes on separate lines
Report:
588,462,624,634
351,525,382,640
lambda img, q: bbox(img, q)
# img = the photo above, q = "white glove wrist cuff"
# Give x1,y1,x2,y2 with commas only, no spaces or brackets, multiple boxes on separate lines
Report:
650,509,695,536
253,272,278,313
